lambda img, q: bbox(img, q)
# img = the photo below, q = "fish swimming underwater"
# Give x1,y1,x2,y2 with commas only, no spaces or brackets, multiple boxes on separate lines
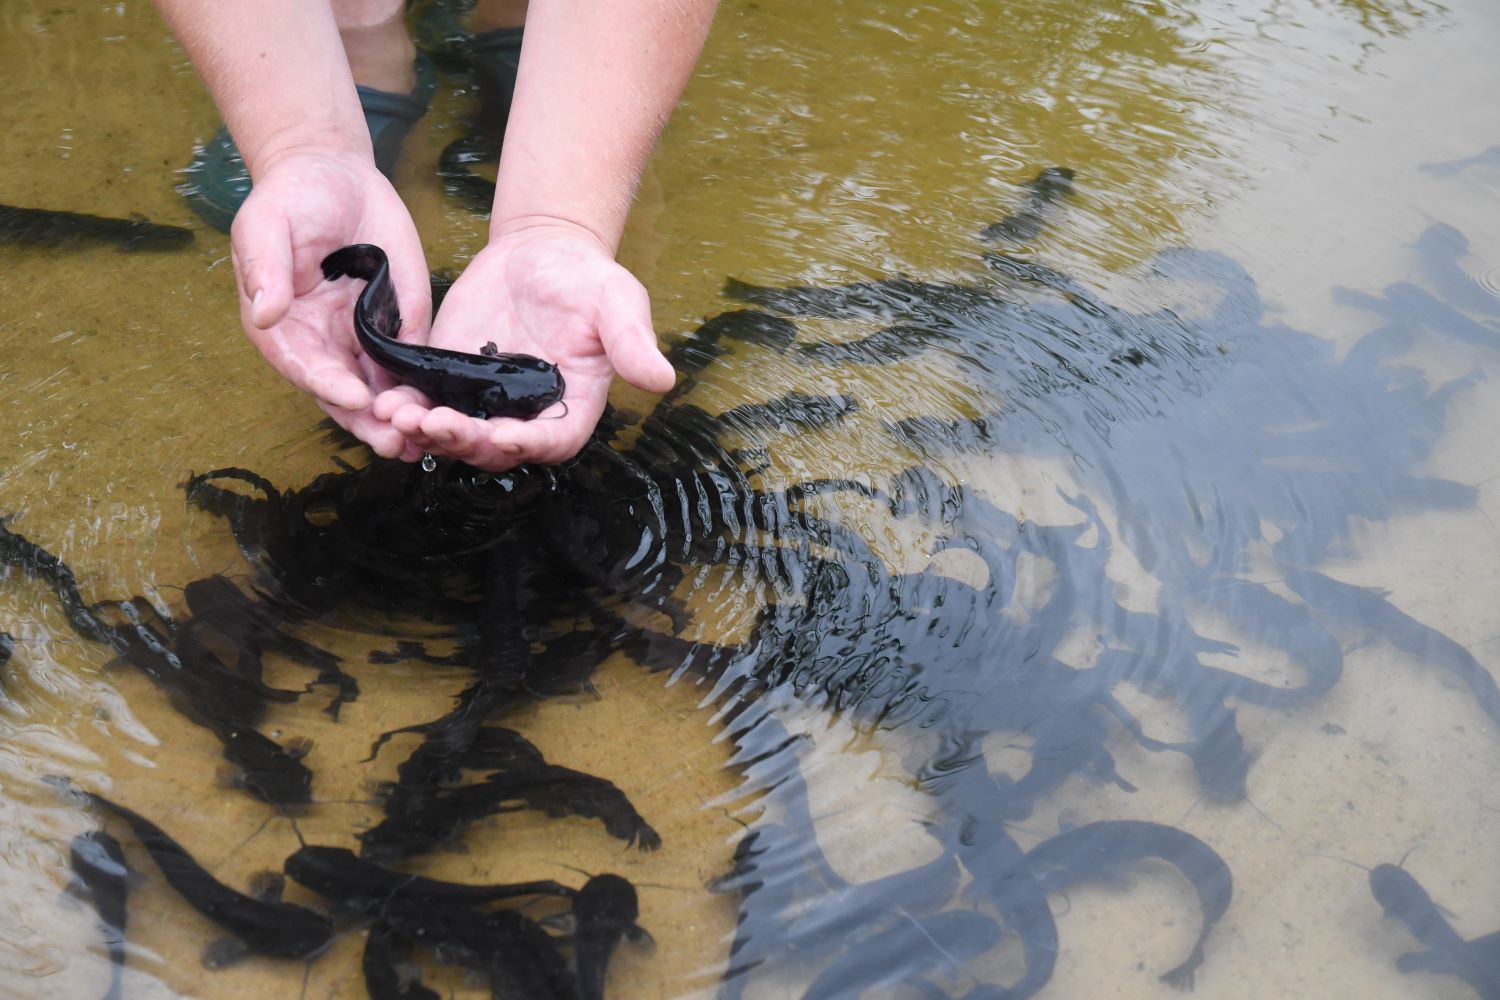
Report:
1370,863,1500,999
68,831,131,1000
978,166,1076,244
0,203,192,251
285,844,574,916
1022,820,1233,989
320,243,565,419
49,779,334,967
374,898,579,999
571,874,650,1000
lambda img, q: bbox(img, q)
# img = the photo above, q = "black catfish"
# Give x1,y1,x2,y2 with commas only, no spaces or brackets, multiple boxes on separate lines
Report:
285,844,573,914
376,898,579,999
51,780,333,965
0,519,115,644
0,631,13,687
68,831,131,1000
979,166,1076,244
361,762,659,862
572,874,649,1000
1023,820,1233,989
0,203,193,251
320,244,565,419
362,920,441,1000
1370,863,1500,999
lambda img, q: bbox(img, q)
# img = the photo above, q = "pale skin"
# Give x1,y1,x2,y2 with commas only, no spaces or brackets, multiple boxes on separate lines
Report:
153,0,716,470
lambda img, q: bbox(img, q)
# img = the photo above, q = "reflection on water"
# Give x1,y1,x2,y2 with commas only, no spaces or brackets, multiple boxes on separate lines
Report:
2,0,1500,999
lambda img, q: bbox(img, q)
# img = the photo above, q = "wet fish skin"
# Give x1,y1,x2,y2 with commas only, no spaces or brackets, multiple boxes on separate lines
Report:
0,203,193,251
52,780,334,964
321,244,565,419
1023,820,1233,989
285,844,574,914
572,874,647,1000
480,764,661,851
362,761,660,862
69,830,131,1000
377,898,579,1000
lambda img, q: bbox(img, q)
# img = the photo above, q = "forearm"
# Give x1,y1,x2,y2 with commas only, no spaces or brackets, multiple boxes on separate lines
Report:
492,0,717,251
152,1,370,175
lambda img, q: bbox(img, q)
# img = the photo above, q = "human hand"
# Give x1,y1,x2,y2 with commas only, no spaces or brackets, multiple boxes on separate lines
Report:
230,148,432,460
373,219,676,471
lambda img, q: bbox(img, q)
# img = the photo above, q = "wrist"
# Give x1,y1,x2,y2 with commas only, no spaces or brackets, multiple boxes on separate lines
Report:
489,214,616,256
244,124,374,180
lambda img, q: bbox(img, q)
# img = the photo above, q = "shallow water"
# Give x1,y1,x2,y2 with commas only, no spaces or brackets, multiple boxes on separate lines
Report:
2,0,1499,998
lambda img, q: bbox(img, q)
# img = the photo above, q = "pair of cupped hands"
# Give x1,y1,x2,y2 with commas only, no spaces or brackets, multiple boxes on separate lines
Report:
230,149,677,472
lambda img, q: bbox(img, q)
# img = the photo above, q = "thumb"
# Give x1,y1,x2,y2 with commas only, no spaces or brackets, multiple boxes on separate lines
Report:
597,272,676,394
230,196,295,330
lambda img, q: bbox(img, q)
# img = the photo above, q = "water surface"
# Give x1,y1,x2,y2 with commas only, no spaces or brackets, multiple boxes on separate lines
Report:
2,1,1499,998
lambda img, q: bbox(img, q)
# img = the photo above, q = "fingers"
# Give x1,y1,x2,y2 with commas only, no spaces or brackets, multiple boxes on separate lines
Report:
598,272,677,394
385,237,434,345
316,400,416,460
373,385,430,423
382,398,601,472
230,197,295,330
488,379,609,466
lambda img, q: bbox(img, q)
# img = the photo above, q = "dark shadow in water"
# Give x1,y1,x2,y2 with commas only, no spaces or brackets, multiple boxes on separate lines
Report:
1421,144,1500,177
3,170,1498,996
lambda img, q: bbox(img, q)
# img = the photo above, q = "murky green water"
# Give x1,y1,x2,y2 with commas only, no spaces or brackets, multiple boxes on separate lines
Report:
2,0,1499,998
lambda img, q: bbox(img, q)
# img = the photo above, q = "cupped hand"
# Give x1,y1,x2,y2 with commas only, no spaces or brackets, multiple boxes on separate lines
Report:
230,148,432,460
374,219,676,472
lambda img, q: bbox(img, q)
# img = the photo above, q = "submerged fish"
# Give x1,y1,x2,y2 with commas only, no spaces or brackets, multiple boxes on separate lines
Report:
361,761,660,862
0,203,193,251
362,920,441,1000
1023,820,1233,989
978,166,1076,244
571,874,650,1000
0,519,116,644
50,779,334,967
68,831,131,1000
320,243,565,419
376,898,579,999
1370,863,1500,999
285,844,573,914
0,631,12,690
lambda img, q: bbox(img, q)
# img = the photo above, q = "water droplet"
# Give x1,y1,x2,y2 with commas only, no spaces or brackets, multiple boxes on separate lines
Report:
421,453,437,473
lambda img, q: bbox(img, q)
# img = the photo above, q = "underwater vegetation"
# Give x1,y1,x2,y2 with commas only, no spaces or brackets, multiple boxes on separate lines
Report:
4,164,1500,998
